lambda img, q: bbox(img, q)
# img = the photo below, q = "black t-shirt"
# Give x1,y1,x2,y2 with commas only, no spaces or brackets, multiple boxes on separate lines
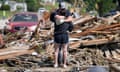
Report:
50,9,71,33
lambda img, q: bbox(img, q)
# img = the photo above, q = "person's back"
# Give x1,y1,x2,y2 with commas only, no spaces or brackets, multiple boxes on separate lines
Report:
54,8,72,33
50,2,73,68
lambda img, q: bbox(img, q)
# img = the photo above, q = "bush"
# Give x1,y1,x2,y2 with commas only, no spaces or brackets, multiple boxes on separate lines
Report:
16,6,23,11
25,0,40,12
0,4,10,11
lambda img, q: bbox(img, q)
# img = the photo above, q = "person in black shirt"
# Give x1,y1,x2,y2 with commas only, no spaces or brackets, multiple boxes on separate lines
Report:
50,2,73,68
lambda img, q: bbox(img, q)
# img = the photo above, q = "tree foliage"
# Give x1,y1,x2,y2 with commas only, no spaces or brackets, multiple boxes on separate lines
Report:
25,0,41,12
84,0,116,16
14,0,24,2
0,4,10,10
64,0,117,16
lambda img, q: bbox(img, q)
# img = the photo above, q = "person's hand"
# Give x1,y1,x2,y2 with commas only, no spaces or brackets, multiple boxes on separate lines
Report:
56,19,65,25
60,19,65,23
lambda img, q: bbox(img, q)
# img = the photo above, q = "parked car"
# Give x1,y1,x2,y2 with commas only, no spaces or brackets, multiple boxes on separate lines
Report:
37,8,48,17
38,8,47,14
6,12,39,32
103,10,117,17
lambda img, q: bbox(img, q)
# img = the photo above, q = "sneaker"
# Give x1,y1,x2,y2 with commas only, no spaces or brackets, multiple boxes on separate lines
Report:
63,64,67,68
54,64,58,68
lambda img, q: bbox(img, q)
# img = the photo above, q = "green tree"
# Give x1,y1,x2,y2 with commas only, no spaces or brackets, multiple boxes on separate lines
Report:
0,4,10,11
114,0,120,10
10,0,25,2
64,0,86,14
15,0,24,2
84,0,116,16
65,0,116,16
25,0,40,12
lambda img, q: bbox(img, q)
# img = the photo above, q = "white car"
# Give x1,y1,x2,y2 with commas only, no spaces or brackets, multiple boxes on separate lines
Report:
38,8,47,15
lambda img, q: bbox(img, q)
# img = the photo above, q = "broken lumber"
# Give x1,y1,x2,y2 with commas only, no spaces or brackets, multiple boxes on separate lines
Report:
70,23,120,38
99,12,120,24
0,49,34,60
73,16,96,25
110,64,120,72
69,37,119,48
105,57,120,63
91,31,112,34
0,44,35,60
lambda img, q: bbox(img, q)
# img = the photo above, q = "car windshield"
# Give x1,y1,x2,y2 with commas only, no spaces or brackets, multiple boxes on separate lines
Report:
11,14,38,22
39,8,46,10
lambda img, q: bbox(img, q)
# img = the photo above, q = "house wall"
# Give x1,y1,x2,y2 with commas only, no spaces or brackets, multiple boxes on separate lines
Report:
5,1,27,12
14,3,27,12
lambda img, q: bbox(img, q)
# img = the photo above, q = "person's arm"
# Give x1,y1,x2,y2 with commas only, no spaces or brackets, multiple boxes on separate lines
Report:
54,9,73,25
54,15,65,25
64,16,73,22
64,10,73,22
55,15,65,19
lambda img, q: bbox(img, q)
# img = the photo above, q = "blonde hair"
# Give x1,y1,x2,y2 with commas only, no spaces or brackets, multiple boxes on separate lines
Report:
70,8,75,13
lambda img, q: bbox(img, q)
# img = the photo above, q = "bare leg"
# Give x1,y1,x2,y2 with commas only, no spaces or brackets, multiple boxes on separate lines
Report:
54,43,60,67
0,34,4,45
62,43,68,68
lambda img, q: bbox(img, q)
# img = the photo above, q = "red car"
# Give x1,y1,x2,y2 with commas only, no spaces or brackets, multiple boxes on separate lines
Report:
6,12,39,32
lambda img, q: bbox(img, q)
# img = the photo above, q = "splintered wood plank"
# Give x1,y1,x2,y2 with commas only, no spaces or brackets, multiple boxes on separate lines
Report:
115,49,120,54
0,46,29,52
110,64,120,72
69,38,118,48
91,31,112,34
73,16,96,25
0,49,34,60
111,51,120,60
98,12,120,24
34,66,74,72
70,23,120,38
104,50,112,58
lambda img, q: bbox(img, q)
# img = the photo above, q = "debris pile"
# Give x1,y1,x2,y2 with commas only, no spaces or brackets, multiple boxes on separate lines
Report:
0,12,119,72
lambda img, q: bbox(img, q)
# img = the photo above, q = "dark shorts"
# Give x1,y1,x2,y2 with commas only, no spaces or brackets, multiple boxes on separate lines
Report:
54,33,68,44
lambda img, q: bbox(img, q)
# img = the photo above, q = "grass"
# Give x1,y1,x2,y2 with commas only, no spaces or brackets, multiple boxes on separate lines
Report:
0,10,14,19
